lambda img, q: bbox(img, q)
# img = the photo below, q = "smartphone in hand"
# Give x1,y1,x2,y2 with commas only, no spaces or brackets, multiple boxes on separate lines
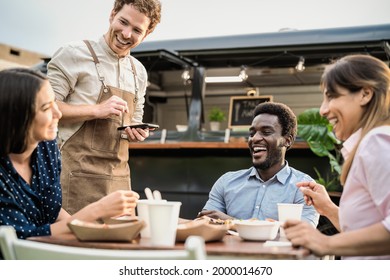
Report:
117,123,159,130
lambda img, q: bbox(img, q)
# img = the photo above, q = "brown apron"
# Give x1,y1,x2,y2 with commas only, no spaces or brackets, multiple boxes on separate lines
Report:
60,40,138,214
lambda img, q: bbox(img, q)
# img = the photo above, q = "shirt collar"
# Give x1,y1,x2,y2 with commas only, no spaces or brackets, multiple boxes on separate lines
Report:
249,161,291,184
341,128,362,160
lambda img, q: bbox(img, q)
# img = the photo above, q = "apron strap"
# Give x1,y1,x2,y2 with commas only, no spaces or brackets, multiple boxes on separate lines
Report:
129,57,139,103
83,40,139,101
83,40,108,92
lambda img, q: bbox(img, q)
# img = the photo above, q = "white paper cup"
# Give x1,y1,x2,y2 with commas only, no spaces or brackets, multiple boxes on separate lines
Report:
136,199,168,238
277,203,303,238
148,201,182,246
277,203,303,222
136,200,152,238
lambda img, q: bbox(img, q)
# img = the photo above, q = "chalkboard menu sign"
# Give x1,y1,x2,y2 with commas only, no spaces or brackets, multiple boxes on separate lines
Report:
228,96,273,130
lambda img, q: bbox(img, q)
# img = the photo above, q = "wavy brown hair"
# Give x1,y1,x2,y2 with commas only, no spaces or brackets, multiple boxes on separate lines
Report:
320,54,390,184
112,0,162,34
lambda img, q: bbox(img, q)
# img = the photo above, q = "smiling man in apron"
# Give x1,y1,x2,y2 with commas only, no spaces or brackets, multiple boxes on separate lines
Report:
47,0,162,214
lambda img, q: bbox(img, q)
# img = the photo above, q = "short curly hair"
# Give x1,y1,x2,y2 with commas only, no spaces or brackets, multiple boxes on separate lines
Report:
113,0,162,33
253,102,297,141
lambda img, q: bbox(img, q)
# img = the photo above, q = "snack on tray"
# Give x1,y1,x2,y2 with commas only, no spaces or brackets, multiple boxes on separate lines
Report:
208,218,233,225
176,218,229,242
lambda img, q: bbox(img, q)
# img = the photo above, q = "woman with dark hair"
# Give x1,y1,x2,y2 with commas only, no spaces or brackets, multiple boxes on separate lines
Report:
0,68,139,239
284,54,390,259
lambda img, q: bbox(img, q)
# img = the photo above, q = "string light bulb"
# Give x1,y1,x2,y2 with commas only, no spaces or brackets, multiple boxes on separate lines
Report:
239,66,248,81
181,68,191,84
295,56,305,72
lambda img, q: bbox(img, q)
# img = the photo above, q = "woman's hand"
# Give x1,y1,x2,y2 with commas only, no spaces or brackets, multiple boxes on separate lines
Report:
296,181,340,230
284,220,331,257
96,190,140,218
51,190,139,236
296,181,333,215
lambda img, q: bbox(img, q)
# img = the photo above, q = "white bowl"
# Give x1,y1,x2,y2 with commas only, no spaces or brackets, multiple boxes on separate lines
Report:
233,220,280,241
176,125,188,132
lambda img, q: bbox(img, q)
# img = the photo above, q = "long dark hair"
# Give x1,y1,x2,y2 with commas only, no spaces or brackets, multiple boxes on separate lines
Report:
0,68,47,157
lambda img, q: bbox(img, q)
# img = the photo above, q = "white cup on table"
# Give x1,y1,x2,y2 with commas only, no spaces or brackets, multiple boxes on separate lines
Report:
277,203,303,239
136,199,153,238
148,201,182,246
136,199,168,238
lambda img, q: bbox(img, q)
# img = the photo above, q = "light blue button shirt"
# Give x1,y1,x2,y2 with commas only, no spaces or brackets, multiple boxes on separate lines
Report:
203,162,319,227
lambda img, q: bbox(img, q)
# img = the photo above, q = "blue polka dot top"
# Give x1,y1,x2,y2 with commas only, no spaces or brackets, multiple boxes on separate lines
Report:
0,140,62,239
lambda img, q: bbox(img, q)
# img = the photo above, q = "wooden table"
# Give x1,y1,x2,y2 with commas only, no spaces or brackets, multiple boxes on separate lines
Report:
28,233,315,260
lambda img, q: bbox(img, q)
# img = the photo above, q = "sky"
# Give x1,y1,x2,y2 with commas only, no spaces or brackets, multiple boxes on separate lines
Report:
1,0,390,56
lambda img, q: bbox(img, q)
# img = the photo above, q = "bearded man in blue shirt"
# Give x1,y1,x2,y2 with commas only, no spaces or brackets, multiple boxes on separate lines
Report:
199,102,319,227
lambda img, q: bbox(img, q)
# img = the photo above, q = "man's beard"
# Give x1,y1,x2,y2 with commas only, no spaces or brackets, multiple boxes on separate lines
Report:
253,148,283,170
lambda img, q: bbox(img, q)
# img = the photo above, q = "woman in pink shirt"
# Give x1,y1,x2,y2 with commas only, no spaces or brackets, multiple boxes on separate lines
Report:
284,54,390,259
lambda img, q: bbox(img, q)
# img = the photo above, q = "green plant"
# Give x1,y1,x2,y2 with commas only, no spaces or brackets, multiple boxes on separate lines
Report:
313,167,342,192
208,107,226,122
297,108,343,192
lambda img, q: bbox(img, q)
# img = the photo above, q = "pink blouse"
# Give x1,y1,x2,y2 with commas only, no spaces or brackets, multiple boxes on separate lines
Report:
340,125,390,259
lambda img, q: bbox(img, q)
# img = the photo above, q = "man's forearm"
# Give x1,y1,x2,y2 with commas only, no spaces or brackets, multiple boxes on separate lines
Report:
57,101,98,124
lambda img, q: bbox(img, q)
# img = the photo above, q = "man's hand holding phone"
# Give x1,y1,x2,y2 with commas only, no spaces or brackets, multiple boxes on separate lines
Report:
117,123,159,131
